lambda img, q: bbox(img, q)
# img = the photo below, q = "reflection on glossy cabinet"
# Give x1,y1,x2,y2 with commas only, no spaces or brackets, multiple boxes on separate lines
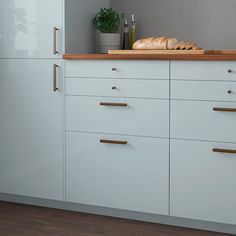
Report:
0,59,63,200
0,0,110,58
0,0,63,58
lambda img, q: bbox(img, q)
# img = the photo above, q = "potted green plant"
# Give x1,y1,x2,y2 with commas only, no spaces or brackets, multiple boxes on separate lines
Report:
93,8,124,53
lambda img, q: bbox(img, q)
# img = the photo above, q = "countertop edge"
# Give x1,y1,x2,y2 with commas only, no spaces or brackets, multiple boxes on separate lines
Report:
63,54,236,61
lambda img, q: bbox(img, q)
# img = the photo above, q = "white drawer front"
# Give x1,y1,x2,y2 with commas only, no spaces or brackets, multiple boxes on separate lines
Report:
171,80,236,102
66,132,169,215
171,61,236,81
66,96,169,138
170,139,236,225
66,78,169,99
65,60,169,79
171,100,236,142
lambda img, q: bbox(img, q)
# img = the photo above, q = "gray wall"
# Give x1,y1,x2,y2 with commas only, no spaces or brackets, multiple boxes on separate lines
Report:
65,0,109,53
111,0,236,49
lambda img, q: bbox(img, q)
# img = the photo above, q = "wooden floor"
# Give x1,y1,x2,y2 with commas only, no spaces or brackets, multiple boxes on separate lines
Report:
0,201,231,236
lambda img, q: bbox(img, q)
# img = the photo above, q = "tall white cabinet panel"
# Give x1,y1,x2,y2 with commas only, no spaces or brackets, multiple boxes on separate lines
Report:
0,0,63,58
66,132,169,215
0,59,63,200
170,139,236,225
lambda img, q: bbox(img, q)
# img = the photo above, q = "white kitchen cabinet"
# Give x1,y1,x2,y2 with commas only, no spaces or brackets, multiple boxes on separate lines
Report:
66,78,169,99
0,0,108,201
171,100,236,143
0,59,63,200
66,96,169,138
65,60,169,79
1,45,236,233
170,61,236,226
0,0,63,58
170,139,236,225
64,60,170,216
171,61,236,81
171,80,236,102
66,132,169,215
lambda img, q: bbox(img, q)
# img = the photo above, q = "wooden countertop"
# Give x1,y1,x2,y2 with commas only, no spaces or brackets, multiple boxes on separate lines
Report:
63,51,236,61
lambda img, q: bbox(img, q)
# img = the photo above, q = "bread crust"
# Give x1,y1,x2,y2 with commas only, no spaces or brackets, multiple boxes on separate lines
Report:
133,37,198,50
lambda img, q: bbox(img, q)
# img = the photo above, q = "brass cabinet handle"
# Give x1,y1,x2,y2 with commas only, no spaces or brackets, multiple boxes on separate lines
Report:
53,27,59,55
53,64,58,92
100,102,128,107
213,107,236,112
100,139,128,145
213,148,236,154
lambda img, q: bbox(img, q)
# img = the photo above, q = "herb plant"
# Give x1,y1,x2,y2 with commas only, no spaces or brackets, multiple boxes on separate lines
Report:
93,8,124,33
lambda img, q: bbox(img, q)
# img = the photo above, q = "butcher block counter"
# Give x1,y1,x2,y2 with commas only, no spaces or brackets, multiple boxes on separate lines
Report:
63,51,236,60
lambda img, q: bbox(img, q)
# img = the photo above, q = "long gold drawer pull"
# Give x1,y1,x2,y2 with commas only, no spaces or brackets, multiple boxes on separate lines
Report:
213,148,236,154
213,107,236,112
53,27,59,55
100,139,128,145
100,102,128,107
53,64,58,92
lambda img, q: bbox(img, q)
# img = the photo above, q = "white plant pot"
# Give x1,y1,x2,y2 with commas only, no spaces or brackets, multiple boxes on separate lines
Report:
99,33,121,53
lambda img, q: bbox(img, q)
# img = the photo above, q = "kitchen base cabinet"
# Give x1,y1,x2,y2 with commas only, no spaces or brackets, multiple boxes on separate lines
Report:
65,60,170,216
170,139,236,225
0,59,63,200
66,132,169,215
1,57,236,234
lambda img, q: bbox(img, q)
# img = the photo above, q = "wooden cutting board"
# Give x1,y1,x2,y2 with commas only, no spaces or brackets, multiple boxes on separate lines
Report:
108,49,207,55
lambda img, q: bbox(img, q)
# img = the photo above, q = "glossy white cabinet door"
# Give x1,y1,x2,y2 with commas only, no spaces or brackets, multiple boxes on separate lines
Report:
0,59,63,200
0,0,63,58
171,100,236,143
66,78,169,99
170,139,236,225
171,61,236,81
66,132,169,215
65,60,169,79
66,96,169,138
171,80,236,102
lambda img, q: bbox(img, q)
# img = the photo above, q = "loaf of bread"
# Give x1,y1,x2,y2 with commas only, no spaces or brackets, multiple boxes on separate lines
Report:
133,37,178,50
133,37,199,50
